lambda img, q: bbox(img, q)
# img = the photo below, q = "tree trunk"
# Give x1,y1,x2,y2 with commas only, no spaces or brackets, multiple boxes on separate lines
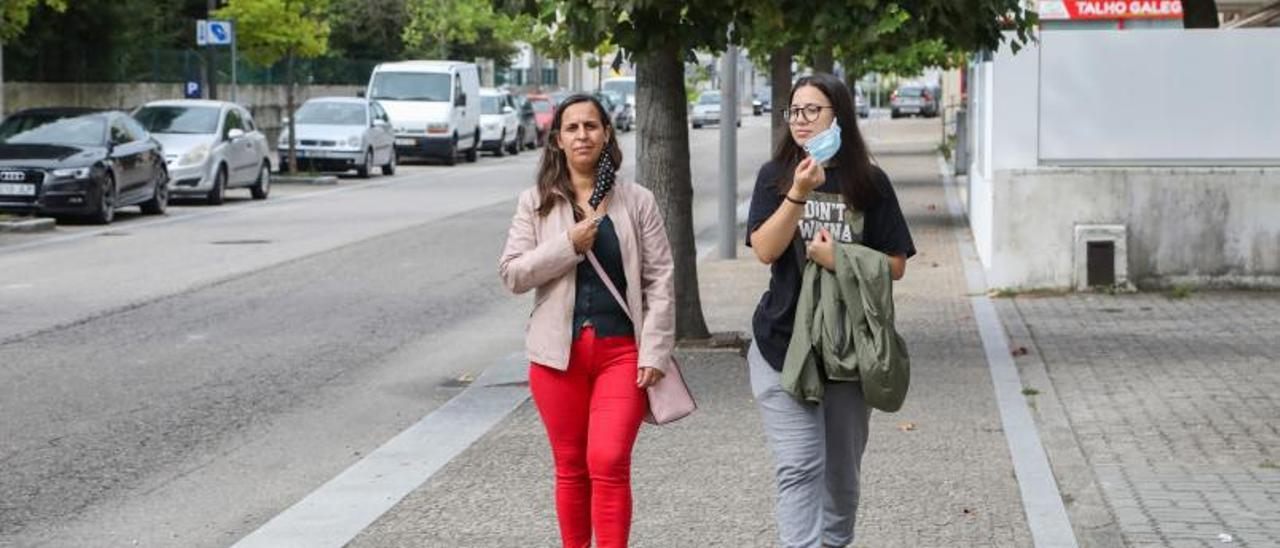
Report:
810,47,834,74
1182,0,1219,28
286,55,298,174
770,45,793,151
636,42,710,341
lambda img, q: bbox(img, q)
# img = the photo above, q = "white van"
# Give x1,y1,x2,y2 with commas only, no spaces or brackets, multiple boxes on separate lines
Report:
366,61,480,165
602,76,636,109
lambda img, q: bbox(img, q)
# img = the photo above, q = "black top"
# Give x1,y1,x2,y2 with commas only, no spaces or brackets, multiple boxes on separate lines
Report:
573,215,635,340
746,162,916,371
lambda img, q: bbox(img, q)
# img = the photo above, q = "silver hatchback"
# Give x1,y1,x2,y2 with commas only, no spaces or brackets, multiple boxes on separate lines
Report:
133,100,273,204
278,98,395,178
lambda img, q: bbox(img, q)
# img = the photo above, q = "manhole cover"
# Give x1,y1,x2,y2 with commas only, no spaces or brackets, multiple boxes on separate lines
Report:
211,239,272,245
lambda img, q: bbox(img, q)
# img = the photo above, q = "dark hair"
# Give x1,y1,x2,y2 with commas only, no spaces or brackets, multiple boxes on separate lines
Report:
771,73,877,212
535,93,623,217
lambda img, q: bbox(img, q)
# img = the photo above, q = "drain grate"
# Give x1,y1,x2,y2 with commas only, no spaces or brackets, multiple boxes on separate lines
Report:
210,239,272,245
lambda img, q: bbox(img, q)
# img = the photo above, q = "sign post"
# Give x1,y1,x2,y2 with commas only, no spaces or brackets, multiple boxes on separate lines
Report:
197,19,237,102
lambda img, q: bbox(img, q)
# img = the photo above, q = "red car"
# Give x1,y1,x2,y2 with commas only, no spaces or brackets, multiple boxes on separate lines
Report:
526,94,555,145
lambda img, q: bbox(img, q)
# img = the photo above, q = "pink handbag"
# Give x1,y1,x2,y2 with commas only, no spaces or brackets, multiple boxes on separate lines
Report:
586,251,697,425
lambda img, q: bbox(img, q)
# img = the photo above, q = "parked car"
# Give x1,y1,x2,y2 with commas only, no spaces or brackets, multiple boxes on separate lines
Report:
512,94,540,151
134,100,272,204
479,88,521,157
754,88,772,114
278,97,395,177
596,90,633,132
890,84,938,118
525,93,555,145
855,87,870,118
367,60,480,165
0,109,168,224
690,91,741,129
601,76,636,111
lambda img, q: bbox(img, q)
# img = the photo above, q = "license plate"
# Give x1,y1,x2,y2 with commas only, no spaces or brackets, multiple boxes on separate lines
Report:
0,183,35,196
395,138,417,147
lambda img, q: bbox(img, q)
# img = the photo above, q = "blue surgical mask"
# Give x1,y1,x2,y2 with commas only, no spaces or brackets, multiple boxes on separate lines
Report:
803,119,842,164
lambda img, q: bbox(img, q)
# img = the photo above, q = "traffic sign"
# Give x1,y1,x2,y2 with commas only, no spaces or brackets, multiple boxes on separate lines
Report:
184,81,203,99
207,21,232,45
196,19,233,46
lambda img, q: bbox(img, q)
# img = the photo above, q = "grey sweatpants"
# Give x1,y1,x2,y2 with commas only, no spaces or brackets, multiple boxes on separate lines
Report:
748,342,872,548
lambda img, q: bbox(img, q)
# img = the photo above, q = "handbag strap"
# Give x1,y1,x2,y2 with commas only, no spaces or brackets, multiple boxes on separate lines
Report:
585,250,635,324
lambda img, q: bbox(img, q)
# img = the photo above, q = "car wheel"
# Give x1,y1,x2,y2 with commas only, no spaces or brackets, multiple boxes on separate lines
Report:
250,162,271,200
465,134,479,163
381,149,396,176
443,136,458,166
510,130,520,155
140,165,168,215
207,165,227,205
357,149,374,178
92,173,116,225
494,130,506,157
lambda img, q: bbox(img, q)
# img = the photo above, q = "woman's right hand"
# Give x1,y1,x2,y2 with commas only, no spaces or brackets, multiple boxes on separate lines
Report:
570,216,600,253
792,156,826,196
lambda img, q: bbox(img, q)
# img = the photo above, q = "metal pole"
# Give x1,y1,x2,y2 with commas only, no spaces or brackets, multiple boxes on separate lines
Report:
1,40,6,118
230,20,238,103
718,42,739,260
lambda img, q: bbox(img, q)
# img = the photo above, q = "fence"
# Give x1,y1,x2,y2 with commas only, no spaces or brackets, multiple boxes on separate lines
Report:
4,48,379,86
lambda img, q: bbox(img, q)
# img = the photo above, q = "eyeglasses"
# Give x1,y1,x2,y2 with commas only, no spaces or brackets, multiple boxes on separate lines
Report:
784,104,834,124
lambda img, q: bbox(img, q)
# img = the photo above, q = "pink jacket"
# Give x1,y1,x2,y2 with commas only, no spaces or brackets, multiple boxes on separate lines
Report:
499,181,676,372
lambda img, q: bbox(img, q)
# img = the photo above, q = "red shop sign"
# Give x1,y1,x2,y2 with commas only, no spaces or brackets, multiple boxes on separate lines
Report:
1038,1,1184,20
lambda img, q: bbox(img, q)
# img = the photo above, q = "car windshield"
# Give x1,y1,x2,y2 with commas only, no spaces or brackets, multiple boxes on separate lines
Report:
2,115,105,146
133,106,220,134
698,93,720,105
369,72,451,102
530,99,552,113
602,79,634,97
899,87,923,97
480,96,502,115
0,111,92,141
294,102,367,125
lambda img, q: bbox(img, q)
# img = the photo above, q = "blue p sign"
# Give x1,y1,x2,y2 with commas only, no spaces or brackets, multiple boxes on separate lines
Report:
185,81,203,99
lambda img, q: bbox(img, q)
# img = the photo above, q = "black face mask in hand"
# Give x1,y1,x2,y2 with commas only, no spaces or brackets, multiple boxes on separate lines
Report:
588,141,616,210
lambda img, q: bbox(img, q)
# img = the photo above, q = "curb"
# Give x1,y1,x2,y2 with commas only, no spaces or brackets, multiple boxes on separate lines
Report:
274,174,340,186
995,298,1124,548
0,217,55,233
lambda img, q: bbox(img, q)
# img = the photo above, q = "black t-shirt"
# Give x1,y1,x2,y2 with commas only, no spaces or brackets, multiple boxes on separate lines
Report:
745,161,916,371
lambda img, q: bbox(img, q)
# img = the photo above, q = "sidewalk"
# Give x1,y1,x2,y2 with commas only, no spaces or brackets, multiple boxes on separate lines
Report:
346,140,1040,547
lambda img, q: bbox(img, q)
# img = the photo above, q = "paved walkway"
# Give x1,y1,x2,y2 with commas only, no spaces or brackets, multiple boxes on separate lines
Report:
1003,291,1280,547
346,141,1038,547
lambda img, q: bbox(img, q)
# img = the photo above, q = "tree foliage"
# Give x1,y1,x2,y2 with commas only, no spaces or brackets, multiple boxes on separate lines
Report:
403,0,532,64
214,0,331,67
0,0,66,42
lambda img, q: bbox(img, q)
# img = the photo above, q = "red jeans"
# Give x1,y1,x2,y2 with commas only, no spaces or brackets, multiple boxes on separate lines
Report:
530,326,647,548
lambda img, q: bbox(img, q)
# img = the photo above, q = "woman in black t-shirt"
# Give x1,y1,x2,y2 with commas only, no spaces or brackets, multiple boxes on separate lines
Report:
745,73,915,548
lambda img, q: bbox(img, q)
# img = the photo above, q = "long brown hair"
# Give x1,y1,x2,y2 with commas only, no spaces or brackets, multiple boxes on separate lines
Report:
772,73,877,211
535,93,623,218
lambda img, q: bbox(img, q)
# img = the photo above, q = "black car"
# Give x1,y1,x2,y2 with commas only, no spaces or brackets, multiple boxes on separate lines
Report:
513,94,540,151
0,109,168,224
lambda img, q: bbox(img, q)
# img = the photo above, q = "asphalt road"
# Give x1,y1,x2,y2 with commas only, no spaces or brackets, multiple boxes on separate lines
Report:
0,113,784,547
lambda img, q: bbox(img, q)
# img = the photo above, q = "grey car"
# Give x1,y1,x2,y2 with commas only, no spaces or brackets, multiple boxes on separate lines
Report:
134,100,273,204
278,97,396,178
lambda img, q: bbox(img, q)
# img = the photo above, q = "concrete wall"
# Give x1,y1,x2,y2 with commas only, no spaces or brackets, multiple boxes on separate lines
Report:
3,82,363,146
988,167,1280,290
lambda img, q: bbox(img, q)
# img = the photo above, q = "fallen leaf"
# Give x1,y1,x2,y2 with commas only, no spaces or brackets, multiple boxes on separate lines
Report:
898,421,917,432
1011,346,1029,357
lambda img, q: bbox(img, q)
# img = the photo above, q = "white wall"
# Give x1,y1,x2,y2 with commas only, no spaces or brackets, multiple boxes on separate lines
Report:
1039,29,1280,165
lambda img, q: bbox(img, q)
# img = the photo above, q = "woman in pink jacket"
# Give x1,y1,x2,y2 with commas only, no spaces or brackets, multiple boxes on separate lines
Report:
499,93,676,548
